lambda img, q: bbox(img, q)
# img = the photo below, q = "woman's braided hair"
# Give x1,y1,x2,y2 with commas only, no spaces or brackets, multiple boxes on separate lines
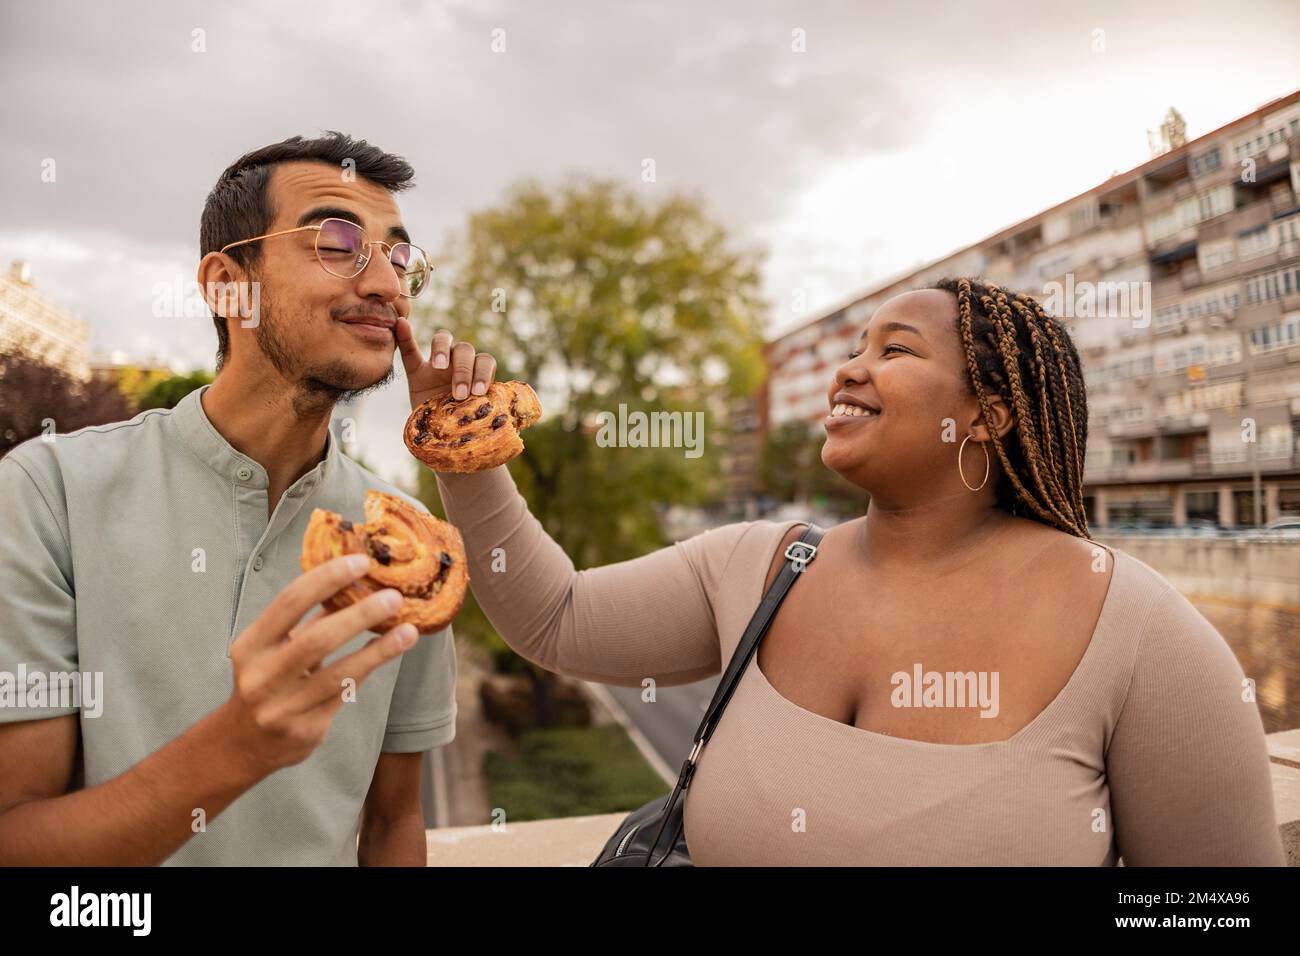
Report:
930,277,1090,537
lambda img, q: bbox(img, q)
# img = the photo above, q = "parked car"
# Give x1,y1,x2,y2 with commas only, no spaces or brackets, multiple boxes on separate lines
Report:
1260,516,1300,540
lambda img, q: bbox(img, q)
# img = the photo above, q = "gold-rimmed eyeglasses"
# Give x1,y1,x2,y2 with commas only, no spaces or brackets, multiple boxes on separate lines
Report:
220,217,430,298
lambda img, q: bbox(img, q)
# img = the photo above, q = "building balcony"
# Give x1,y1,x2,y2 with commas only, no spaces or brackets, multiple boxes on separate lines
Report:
1209,450,1297,475
1273,190,1300,218
1087,456,1216,484
1084,462,1133,484
1147,232,1198,260
1125,458,1195,481
1106,419,1158,439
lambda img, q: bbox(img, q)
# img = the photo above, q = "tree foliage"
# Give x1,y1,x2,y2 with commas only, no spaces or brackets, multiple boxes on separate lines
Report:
0,342,133,457
418,176,768,565
136,370,214,410
413,177,769,715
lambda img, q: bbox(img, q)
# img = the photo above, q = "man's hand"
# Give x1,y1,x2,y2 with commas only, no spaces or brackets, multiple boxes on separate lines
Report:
217,554,420,780
395,317,498,411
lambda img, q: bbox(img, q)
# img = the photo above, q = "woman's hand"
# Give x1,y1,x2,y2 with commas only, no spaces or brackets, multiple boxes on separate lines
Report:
395,317,498,410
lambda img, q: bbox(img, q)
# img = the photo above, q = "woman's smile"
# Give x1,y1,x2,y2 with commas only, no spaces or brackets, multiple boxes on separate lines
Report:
824,403,881,430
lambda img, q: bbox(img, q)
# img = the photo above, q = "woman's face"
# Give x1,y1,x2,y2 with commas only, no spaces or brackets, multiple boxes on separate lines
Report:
820,288,1011,502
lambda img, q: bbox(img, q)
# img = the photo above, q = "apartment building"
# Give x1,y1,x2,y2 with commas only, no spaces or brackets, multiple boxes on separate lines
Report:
762,89,1300,529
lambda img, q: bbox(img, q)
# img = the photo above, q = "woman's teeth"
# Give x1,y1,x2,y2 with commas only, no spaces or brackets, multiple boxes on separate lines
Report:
830,403,877,418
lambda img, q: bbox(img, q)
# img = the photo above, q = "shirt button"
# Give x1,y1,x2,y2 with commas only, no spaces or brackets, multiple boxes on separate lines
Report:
236,465,253,481
253,555,265,571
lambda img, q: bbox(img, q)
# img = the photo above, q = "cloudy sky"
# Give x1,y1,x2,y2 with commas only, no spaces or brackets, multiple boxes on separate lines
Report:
2,0,1298,483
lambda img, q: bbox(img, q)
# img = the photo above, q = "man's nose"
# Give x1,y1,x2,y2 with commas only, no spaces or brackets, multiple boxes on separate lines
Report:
354,242,403,300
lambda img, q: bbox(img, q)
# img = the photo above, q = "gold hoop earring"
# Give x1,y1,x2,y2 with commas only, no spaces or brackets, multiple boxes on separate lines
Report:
958,434,990,492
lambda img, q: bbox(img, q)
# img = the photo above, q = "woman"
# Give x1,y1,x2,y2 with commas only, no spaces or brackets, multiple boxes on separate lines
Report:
420,277,1284,865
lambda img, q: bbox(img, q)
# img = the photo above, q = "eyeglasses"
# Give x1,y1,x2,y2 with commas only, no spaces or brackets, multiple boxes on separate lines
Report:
220,217,430,297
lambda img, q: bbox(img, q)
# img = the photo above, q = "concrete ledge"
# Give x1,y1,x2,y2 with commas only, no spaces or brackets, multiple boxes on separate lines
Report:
1269,729,1300,866
1269,728,1300,770
1094,534,1300,607
426,812,626,867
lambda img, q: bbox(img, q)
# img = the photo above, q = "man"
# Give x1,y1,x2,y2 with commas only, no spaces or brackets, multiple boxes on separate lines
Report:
0,132,497,865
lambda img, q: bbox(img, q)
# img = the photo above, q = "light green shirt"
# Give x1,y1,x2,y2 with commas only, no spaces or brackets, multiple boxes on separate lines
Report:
0,383,456,865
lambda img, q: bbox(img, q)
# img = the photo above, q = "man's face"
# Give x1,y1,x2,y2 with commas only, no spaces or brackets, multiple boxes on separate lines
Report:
240,160,414,401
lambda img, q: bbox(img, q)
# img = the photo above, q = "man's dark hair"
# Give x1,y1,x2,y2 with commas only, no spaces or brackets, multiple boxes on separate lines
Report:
199,131,415,371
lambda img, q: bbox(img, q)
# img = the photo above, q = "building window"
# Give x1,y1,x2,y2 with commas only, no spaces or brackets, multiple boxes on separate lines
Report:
1238,224,1275,260
1278,214,1300,255
1191,148,1222,178
1155,303,1182,331
1198,239,1235,272
1069,202,1098,233
1108,494,1174,527
1232,115,1300,164
1279,485,1300,518
1246,266,1300,304
1234,490,1262,527
1247,313,1300,354
1185,490,1218,524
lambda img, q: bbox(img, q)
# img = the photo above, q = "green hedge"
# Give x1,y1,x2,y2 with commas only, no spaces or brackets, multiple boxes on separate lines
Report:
483,724,667,822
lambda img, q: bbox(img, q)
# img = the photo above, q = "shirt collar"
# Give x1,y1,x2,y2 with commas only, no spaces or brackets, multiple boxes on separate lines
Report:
173,383,339,492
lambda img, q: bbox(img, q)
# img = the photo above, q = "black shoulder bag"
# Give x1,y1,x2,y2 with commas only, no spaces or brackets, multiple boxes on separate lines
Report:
591,522,824,866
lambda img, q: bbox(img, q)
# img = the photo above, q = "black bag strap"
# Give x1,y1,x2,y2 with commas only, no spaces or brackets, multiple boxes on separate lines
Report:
692,521,823,752
645,521,823,864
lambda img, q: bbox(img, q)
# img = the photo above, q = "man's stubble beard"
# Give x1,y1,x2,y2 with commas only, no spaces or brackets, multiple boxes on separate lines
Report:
251,290,397,411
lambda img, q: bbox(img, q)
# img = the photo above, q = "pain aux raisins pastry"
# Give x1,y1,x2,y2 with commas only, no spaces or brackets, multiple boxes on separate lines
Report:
404,380,542,473
300,490,468,634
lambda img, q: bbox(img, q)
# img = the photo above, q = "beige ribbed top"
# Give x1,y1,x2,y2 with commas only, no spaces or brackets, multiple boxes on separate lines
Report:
435,465,1285,866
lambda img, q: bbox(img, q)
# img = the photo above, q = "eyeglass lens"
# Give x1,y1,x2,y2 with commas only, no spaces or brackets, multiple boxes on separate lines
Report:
316,218,428,296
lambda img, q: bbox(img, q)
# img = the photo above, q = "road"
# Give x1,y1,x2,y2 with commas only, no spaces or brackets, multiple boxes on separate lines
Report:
602,676,721,771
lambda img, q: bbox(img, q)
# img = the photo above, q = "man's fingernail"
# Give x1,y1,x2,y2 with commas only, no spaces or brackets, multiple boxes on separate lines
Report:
454,384,468,399
434,354,448,368
396,625,418,648
346,554,370,573
471,381,487,395
381,589,403,610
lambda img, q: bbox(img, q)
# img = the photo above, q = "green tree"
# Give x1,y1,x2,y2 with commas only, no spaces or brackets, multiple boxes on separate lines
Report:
137,370,214,410
113,365,174,408
414,176,768,723
420,176,766,560
759,420,868,516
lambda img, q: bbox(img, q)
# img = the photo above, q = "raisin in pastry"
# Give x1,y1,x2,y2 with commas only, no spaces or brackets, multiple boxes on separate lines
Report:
300,490,468,634
404,380,542,473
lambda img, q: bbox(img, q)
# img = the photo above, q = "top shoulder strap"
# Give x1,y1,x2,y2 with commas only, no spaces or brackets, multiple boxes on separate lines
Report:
691,521,824,751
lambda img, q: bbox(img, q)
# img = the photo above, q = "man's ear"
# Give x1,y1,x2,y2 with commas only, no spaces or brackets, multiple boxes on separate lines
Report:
197,252,239,319
966,391,1015,443
197,252,259,330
